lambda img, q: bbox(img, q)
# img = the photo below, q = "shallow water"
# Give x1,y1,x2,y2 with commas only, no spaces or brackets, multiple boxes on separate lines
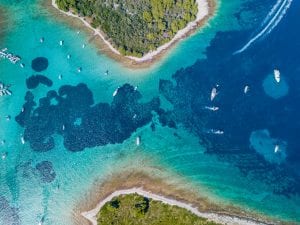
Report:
0,0,300,224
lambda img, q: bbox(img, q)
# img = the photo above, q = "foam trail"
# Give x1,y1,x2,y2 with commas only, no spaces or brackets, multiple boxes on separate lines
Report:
234,0,293,54
261,0,284,26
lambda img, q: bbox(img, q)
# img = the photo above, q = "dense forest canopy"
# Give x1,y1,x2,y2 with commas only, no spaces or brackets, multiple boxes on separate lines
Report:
56,0,198,57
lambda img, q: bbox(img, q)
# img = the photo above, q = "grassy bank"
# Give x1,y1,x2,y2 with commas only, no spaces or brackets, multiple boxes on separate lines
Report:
97,193,221,225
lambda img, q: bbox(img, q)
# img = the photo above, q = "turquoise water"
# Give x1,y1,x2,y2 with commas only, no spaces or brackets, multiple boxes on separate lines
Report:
1,0,300,224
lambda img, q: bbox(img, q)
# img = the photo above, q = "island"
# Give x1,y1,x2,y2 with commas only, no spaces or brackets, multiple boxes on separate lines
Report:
51,0,212,64
96,193,220,225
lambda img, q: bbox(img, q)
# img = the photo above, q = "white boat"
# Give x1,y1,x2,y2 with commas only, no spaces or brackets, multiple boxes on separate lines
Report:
113,87,119,97
274,145,280,153
77,67,82,73
136,136,141,146
21,136,25,145
1,152,7,160
104,70,109,76
82,44,86,48
210,87,218,101
274,69,280,83
58,74,62,80
62,125,65,131
204,106,219,111
133,114,137,119
67,54,71,59
208,129,224,135
0,82,12,97
244,85,250,94
134,86,138,91
6,115,11,121
20,63,25,68
59,40,64,46
40,37,44,43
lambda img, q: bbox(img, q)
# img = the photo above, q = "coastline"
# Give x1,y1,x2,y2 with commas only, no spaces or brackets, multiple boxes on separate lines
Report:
74,171,285,225
48,0,216,69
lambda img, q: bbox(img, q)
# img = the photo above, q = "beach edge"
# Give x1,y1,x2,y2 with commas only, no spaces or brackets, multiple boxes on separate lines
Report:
47,0,216,69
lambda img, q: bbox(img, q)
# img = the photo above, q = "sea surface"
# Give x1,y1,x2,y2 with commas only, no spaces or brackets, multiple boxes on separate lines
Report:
0,0,300,224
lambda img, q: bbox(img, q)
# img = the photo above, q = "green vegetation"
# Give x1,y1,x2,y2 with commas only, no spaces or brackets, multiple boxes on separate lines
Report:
55,0,198,57
97,193,221,225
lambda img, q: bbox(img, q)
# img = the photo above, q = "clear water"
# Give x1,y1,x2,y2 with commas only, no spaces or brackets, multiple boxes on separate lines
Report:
0,0,300,224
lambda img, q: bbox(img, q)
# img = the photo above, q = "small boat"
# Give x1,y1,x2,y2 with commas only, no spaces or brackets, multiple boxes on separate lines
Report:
20,63,25,68
77,31,80,34
136,136,141,146
244,85,250,94
58,74,62,80
208,129,224,135
0,140,5,145
77,67,82,73
274,145,280,153
59,40,64,46
1,152,7,160
210,87,218,101
40,37,44,43
274,69,280,83
204,106,219,111
62,125,65,131
67,54,71,59
21,136,25,145
133,114,137,119
113,87,119,97
21,107,25,112
134,86,138,91
104,70,109,76
6,115,11,121
82,44,86,49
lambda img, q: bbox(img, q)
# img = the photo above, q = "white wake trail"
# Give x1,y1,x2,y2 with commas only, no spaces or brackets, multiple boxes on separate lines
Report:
234,0,293,55
261,0,284,26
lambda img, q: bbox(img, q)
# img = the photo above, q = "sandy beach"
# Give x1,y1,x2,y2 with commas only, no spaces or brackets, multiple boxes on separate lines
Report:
74,171,282,225
49,0,215,68
82,188,269,225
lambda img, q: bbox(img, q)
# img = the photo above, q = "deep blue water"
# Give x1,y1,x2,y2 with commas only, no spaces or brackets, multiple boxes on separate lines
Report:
160,0,300,196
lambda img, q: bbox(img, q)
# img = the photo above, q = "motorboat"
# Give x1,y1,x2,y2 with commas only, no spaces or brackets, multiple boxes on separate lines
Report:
113,87,119,97
59,40,64,46
274,144,280,153
136,136,141,146
0,82,12,97
204,106,219,111
274,69,280,83
244,85,250,94
208,129,224,135
210,87,218,101
21,136,25,145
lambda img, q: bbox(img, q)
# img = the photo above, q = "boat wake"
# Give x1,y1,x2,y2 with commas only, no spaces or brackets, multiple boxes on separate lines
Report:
234,0,293,54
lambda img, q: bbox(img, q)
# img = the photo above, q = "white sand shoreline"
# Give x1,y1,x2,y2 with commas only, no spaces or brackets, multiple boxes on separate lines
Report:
51,0,209,63
81,188,269,225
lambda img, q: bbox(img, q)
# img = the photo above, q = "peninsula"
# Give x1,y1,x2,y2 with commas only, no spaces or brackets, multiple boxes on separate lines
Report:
51,0,212,64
